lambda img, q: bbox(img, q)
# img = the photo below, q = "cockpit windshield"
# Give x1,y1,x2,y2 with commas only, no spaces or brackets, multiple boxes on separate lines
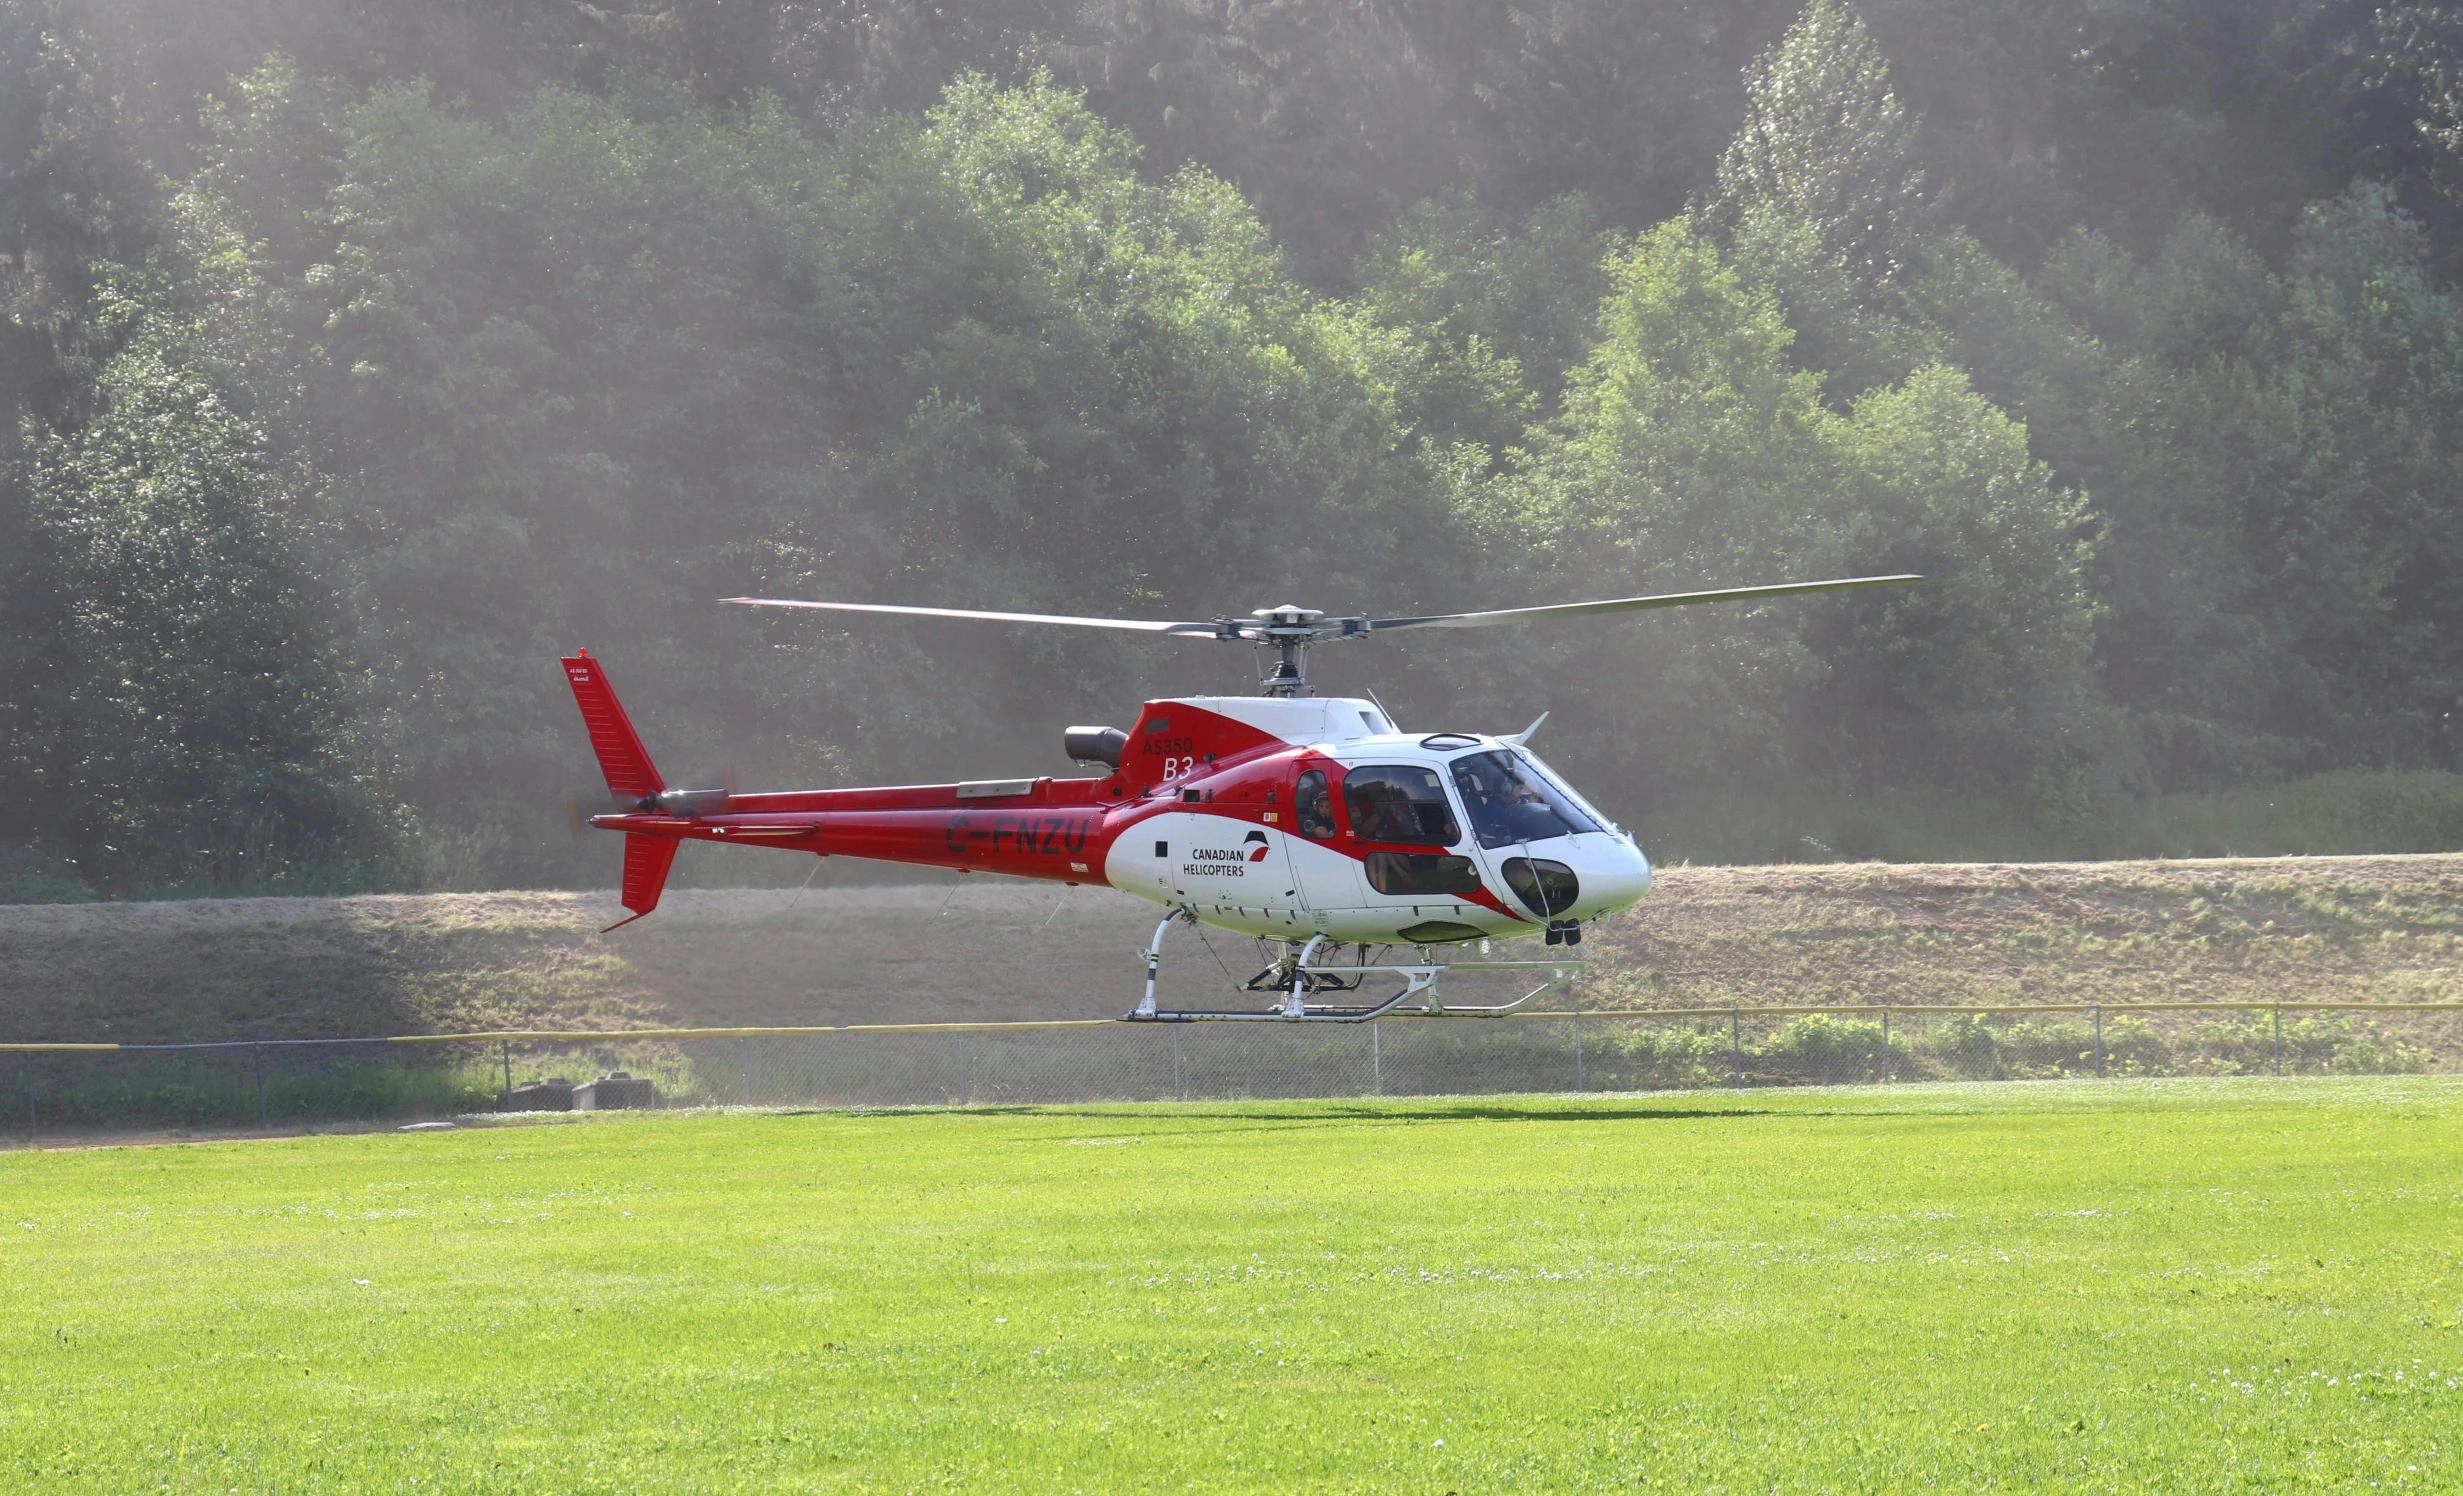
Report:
1449,750,1604,849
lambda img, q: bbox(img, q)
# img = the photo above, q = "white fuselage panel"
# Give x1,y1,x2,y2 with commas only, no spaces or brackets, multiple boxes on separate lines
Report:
1102,727,1652,947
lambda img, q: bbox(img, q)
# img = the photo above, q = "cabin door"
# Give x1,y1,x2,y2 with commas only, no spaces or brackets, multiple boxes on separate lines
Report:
1285,765,1366,914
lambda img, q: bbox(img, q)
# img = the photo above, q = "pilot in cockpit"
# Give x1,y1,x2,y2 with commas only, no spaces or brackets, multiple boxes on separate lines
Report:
1456,753,1563,846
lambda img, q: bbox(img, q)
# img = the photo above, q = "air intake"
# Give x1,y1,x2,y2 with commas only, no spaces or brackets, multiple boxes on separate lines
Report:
1064,725,1128,767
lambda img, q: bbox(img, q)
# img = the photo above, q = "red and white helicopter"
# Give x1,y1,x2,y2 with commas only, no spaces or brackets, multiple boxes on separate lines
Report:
564,574,1916,1021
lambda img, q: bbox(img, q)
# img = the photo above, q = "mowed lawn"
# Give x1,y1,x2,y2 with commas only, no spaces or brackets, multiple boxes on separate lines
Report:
3,1084,2460,1492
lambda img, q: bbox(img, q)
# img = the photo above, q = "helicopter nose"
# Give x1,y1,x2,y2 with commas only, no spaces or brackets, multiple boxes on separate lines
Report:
1576,836,1652,916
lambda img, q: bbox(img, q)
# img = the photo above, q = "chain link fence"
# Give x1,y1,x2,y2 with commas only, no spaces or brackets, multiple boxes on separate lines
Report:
7,1003,2460,1142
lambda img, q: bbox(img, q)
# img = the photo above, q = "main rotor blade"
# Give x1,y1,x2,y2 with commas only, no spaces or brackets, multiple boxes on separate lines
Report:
721,598,1221,635
1365,574,1923,634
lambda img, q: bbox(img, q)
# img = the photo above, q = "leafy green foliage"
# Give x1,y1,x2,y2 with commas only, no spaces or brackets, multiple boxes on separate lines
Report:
2033,187,2463,785
25,261,354,886
1469,219,2097,806
1354,190,1615,455
2373,4,2463,213
1,3,356,895
12,0,2463,894
168,66,1442,884
1711,0,1950,394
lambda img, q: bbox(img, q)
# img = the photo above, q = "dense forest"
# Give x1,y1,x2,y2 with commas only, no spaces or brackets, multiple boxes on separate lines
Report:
8,0,2463,899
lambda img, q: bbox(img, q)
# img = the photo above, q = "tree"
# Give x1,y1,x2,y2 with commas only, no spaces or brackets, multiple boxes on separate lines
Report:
1813,363,2099,789
1708,0,1949,395
2,0,159,894
1353,190,1614,462
1475,220,2100,812
183,67,1444,883
2031,184,2463,787
26,255,357,888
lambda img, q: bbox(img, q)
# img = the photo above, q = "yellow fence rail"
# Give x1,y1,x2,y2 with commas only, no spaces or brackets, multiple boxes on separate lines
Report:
7,1001,2463,1051
9,1000,2462,1140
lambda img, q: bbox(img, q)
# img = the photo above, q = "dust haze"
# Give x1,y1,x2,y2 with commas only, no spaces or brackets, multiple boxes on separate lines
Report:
8,0,2463,904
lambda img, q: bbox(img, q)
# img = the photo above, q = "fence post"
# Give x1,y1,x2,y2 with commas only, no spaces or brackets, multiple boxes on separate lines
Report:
253,1043,269,1129
500,1040,512,1098
957,1033,970,1106
2272,1005,2282,1077
1881,1008,1892,1084
1371,1021,1382,1097
22,1066,32,1146
1172,1028,1186,1102
739,1038,752,1106
2094,1006,2105,1079
1731,1009,1743,1090
1573,1013,1584,1094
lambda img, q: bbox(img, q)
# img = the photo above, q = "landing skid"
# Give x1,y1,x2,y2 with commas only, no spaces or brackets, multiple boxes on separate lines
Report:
1125,911,1583,1022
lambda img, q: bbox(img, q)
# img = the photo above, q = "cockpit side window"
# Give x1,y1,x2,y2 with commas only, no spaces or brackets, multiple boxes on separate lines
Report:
1295,768,1338,839
1342,764,1462,846
1449,749,1604,849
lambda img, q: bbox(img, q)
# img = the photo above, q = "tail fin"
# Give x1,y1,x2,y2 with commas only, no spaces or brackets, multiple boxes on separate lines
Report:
565,651,676,931
607,834,680,932
562,651,664,801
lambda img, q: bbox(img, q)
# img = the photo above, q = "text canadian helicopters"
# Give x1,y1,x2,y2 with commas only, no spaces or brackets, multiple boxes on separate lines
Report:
564,574,1918,1021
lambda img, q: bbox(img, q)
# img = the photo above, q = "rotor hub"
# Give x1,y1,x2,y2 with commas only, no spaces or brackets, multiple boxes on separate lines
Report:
1253,604,1325,633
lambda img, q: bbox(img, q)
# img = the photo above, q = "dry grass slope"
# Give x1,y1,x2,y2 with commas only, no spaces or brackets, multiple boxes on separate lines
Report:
2,854,2459,1043
1586,855,2463,1010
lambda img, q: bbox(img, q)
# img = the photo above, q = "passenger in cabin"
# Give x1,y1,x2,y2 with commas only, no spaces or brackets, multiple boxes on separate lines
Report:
1296,769,1338,839
1342,766,1459,844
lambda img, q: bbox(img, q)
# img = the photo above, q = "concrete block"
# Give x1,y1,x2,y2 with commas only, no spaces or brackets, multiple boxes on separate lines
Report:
571,1072,658,1110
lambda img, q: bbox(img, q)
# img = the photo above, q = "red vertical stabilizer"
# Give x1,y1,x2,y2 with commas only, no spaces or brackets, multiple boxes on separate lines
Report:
565,651,677,930
562,651,664,801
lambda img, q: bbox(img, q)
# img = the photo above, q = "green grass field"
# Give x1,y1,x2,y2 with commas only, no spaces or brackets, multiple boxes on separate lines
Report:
4,1083,2460,1492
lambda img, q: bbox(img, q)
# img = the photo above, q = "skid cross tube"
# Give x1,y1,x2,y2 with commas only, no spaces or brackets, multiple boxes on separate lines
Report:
1131,960,1437,1023
1126,929,1584,1022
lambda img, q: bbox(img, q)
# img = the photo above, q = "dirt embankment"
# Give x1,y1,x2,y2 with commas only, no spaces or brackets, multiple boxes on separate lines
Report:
2,855,2458,1043
1584,855,2463,1010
